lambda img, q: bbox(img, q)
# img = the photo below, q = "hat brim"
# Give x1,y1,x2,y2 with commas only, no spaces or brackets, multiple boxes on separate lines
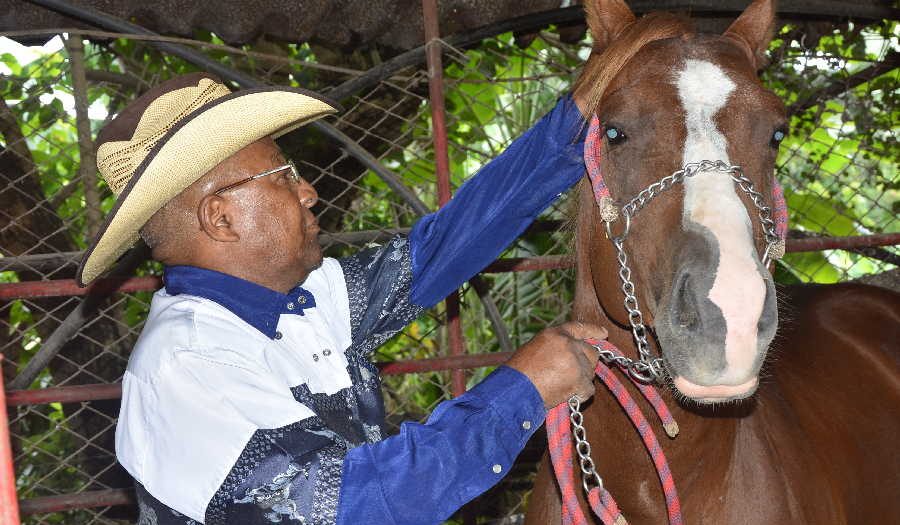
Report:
77,87,339,286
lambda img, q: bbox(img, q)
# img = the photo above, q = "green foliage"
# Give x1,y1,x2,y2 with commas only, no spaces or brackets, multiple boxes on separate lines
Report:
765,20,899,282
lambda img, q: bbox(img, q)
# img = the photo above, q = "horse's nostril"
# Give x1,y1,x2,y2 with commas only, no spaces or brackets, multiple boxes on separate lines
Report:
677,309,698,330
672,273,700,331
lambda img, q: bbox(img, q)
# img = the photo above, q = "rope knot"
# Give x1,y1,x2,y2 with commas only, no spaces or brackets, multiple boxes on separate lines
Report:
599,196,619,223
768,239,786,260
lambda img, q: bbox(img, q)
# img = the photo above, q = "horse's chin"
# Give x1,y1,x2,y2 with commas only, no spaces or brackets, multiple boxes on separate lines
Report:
671,375,759,404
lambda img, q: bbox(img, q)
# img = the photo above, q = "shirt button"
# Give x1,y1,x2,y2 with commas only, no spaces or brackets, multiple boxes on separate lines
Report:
492,464,502,474
522,420,532,430
298,295,307,305
274,332,283,340
323,349,331,356
312,354,319,362
286,302,295,310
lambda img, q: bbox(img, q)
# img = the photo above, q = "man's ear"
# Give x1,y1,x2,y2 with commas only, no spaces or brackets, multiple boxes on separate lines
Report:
724,0,777,71
197,195,241,242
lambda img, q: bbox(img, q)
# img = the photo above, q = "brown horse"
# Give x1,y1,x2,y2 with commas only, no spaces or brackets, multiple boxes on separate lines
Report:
526,0,900,523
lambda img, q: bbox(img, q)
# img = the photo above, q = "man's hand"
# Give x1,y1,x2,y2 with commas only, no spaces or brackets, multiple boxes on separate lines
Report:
506,322,607,409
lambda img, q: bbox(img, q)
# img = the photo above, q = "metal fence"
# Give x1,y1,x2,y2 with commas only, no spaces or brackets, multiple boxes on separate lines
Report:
0,11,897,525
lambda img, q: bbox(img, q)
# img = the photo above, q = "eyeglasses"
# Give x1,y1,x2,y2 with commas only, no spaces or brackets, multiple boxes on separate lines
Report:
213,161,302,195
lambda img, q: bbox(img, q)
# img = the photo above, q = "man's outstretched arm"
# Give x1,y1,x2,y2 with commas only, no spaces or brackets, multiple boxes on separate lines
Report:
336,96,586,351
409,95,586,308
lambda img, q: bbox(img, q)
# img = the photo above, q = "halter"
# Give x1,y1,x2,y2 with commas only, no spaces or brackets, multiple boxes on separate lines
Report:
545,115,790,525
584,114,788,383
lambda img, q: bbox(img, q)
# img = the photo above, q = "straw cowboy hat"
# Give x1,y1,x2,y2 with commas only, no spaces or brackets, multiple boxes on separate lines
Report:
77,72,338,286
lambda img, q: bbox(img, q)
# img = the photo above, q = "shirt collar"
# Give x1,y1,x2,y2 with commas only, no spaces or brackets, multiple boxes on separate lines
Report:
163,265,316,339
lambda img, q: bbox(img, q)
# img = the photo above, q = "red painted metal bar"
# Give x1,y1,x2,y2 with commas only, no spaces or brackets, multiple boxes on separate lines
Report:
785,232,900,252
5,352,515,407
0,276,161,301
18,489,133,515
423,3,452,206
2,234,897,301
380,351,513,375
5,383,123,406
483,255,573,273
0,355,22,525
422,0,467,398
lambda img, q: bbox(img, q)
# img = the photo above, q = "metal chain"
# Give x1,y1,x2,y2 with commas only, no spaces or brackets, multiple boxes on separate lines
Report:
568,160,775,513
598,160,780,384
568,395,603,493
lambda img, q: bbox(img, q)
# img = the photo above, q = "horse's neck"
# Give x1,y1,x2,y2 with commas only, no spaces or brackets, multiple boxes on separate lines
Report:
572,271,832,522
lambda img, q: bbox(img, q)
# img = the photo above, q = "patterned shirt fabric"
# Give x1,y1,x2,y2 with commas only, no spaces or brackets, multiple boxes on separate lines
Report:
117,95,587,524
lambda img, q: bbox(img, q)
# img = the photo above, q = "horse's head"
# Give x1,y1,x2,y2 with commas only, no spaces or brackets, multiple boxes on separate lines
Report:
573,0,786,403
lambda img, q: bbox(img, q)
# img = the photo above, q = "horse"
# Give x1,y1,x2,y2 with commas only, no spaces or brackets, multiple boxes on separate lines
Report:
524,0,900,523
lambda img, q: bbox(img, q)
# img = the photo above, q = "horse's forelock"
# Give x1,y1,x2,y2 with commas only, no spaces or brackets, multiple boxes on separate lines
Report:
575,12,694,118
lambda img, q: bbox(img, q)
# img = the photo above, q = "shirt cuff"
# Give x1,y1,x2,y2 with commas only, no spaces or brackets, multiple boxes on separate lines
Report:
459,365,547,484
466,365,547,434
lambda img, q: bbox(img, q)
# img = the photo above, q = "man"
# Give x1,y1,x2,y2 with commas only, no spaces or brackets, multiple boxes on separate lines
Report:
78,72,604,524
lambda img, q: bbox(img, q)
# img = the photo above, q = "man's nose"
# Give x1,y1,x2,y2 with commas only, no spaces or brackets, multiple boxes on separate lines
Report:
296,179,318,208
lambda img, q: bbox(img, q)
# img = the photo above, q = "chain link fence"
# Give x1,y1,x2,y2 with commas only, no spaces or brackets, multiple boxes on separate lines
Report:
0,15,897,525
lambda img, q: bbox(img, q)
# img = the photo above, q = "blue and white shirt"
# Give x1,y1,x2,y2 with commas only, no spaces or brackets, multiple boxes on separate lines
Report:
117,96,586,525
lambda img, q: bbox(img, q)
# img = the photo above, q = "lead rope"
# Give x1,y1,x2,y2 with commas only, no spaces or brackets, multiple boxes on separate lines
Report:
546,339,681,525
547,115,789,524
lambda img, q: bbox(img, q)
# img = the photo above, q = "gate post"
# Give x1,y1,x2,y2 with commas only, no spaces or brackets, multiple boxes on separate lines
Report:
422,0,467,398
0,355,22,525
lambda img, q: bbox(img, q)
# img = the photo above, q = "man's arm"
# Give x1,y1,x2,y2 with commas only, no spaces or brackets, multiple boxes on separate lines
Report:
338,96,585,348
409,95,586,307
191,366,539,525
337,366,544,524
204,323,601,525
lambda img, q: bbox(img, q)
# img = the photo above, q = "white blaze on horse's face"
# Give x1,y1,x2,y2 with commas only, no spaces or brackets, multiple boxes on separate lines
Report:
674,59,766,394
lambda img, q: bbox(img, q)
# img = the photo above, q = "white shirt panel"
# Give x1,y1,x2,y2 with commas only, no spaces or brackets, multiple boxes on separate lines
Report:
300,257,352,351
116,258,352,522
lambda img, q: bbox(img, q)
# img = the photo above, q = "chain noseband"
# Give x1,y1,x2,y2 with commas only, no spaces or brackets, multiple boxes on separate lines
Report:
584,115,788,384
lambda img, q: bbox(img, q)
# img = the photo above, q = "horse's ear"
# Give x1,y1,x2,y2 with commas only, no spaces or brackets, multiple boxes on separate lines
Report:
585,0,636,52
724,0,777,70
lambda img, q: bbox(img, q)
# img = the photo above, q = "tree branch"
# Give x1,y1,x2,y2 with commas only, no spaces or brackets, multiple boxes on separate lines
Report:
65,34,103,241
0,93,37,178
84,69,149,92
787,50,899,116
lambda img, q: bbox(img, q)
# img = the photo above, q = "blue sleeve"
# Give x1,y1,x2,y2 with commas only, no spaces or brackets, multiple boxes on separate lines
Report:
336,366,546,525
409,95,586,308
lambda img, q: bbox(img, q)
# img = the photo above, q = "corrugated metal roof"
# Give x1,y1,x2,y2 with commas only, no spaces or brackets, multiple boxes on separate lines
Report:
1,0,563,50
3,1,894,53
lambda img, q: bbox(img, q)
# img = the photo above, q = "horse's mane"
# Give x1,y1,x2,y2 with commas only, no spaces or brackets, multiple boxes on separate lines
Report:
574,12,694,118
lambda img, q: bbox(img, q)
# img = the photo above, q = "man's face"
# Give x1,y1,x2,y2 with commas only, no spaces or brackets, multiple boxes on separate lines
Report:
213,138,323,282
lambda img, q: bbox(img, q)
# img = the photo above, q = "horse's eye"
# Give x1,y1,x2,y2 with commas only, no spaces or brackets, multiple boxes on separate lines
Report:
605,126,627,145
770,128,787,148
